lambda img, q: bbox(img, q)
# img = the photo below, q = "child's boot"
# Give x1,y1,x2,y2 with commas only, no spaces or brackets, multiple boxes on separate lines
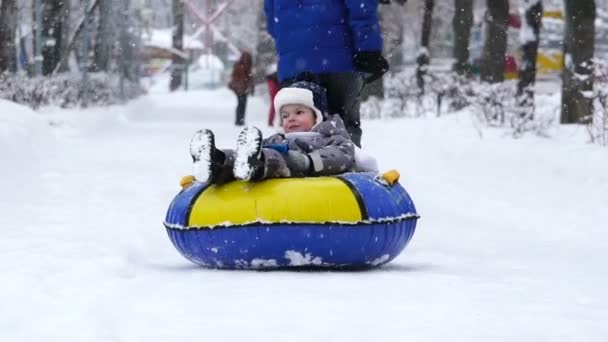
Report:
234,126,264,181
190,129,225,183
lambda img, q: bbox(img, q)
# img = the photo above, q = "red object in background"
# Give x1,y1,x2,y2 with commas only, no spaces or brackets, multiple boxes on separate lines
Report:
505,55,518,74
508,13,522,29
266,74,280,126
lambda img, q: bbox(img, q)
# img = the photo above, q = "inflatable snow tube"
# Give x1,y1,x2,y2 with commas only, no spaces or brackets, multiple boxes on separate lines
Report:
164,172,419,269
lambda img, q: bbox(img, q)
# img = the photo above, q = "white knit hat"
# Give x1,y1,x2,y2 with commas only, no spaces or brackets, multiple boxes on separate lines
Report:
273,81,328,128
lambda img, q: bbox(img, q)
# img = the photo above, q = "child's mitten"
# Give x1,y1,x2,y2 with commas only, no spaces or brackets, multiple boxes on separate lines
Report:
285,150,313,176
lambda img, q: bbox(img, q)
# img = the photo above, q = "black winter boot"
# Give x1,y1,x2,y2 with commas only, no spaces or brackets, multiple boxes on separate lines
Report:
233,126,264,181
190,129,226,183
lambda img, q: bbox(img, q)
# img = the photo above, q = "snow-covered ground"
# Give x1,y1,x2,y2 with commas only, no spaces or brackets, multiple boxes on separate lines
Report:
1,89,607,341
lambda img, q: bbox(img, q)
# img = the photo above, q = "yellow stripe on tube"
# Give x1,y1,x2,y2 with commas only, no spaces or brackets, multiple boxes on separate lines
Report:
188,177,362,228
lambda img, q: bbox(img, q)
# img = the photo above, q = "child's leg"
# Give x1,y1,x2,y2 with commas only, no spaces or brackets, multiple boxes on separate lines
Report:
233,127,310,181
265,148,314,178
213,149,237,184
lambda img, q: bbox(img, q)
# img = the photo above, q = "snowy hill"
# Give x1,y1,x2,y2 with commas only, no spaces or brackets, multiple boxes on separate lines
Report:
0,100,52,176
1,90,607,341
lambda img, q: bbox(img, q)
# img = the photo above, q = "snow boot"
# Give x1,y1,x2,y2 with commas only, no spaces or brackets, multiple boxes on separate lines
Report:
234,126,264,181
190,129,225,183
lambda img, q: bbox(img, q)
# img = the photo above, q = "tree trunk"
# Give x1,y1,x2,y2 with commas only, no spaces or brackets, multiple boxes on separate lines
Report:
57,0,71,73
33,0,43,76
81,0,94,107
416,0,434,95
561,0,596,124
52,0,100,75
119,0,139,82
480,0,509,83
0,0,18,73
452,0,473,76
41,0,67,75
93,0,114,72
516,0,543,117
170,0,185,92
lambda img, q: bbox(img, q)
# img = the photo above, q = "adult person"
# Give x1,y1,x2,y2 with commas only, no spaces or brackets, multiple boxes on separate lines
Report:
228,51,254,126
265,63,280,126
264,0,390,146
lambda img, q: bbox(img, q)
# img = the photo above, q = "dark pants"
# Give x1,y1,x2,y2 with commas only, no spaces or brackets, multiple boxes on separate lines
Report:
282,72,364,146
235,95,247,126
209,149,292,185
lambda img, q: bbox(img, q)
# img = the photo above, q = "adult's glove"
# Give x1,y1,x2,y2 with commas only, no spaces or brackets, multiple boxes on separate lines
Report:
353,51,389,81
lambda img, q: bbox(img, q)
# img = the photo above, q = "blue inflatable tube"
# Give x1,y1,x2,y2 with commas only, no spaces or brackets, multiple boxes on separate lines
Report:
164,172,419,269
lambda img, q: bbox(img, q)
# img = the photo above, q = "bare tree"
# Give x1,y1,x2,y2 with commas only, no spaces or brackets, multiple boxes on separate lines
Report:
57,0,72,73
416,0,434,95
52,0,100,75
0,0,18,72
452,0,473,76
169,0,184,91
561,0,596,124
41,0,68,75
122,1,143,83
480,0,509,83
93,0,115,71
516,0,543,118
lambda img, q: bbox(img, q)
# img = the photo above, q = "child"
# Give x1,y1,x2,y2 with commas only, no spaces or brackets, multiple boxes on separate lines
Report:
189,81,356,184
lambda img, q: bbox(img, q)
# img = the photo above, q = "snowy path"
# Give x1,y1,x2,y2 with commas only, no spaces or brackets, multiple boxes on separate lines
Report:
1,90,607,341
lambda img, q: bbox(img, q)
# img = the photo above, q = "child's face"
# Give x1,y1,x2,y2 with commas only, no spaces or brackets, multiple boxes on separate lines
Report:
280,104,316,133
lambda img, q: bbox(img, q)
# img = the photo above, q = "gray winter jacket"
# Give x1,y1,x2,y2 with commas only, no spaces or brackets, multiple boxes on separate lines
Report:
262,115,356,177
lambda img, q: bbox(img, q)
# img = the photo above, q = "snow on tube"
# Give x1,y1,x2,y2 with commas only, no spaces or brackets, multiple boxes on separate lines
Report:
164,171,419,269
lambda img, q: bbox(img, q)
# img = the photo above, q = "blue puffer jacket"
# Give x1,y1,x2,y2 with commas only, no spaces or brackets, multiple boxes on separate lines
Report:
264,0,383,81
